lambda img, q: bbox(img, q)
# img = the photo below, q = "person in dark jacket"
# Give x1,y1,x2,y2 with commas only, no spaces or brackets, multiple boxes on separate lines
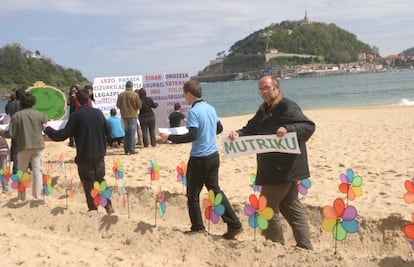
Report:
138,88,158,147
228,75,315,250
6,87,26,174
44,88,114,214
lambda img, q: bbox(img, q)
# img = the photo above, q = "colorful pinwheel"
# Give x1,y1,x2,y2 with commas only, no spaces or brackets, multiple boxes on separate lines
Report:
58,153,65,170
43,173,52,196
112,160,124,180
156,190,166,217
202,189,225,224
0,165,10,189
148,159,160,181
176,161,187,186
297,178,312,196
250,169,262,193
338,168,362,201
404,213,414,250
90,180,112,207
322,198,359,241
244,194,274,230
11,170,31,193
404,176,414,204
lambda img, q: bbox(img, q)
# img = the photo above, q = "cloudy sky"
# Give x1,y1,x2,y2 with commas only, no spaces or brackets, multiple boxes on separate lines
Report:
0,0,412,80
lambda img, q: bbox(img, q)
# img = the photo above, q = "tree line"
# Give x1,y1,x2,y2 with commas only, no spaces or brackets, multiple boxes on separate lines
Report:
0,43,89,93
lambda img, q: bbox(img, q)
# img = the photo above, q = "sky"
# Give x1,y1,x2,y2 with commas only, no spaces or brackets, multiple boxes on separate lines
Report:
0,0,413,81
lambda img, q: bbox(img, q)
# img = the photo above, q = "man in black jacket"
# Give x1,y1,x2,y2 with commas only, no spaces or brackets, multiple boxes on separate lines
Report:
228,75,315,249
44,88,114,214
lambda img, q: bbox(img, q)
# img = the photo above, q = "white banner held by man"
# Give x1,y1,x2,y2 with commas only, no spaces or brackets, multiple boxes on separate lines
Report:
221,132,301,158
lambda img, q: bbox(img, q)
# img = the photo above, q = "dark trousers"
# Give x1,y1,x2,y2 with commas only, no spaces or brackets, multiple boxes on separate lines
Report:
186,152,241,231
261,182,312,248
68,136,75,146
108,137,124,147
77,159,112,211
10,138,18,173
139,116,157,147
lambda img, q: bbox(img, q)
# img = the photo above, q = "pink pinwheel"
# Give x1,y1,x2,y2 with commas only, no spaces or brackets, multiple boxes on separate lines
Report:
176,161,187,186
297,178,311,196
339,168,362,201
244,194,274,230
90,181,112,207
203,189,225,224
322,198,359,241
404,176,414,204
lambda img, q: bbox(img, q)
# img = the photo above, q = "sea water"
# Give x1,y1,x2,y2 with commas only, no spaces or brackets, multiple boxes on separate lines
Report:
201,69,414,117
1,69,413,117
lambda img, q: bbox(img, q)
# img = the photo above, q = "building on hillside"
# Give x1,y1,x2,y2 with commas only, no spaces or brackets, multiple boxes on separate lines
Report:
300,11,311,25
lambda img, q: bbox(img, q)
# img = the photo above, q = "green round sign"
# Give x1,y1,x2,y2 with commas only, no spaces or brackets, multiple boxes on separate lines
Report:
27,81,67,120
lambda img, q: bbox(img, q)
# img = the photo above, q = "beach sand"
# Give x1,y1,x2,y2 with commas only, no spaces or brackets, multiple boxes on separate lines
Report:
1,105,414,266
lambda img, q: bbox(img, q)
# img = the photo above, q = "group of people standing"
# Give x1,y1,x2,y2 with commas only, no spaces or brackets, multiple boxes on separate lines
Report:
160,76,315,248
115,81,160,154
1,76,316,248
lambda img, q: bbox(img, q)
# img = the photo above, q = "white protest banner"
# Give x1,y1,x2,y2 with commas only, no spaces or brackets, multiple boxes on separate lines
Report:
221,132,301,158
47,119,68,130
92,73,190,131
93,75,143,115
143,73,190,129
158,127,189,135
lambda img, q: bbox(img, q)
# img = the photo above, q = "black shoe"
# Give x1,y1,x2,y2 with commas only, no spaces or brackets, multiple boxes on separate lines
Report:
87,208,98,212
223,226,243,240
105,204,114,215
184,229,206,235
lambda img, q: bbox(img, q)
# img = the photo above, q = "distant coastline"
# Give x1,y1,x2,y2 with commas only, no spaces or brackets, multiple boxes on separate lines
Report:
192,62,412,83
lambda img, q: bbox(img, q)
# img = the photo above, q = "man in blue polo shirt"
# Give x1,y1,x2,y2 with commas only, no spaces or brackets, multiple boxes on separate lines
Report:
160,80,242,239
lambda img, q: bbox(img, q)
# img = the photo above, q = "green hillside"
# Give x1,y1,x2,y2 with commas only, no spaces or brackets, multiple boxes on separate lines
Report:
199,19,378,75
0,43,89,93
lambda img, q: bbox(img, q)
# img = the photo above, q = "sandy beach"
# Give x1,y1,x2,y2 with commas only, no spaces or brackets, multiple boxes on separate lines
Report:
1,105,414,266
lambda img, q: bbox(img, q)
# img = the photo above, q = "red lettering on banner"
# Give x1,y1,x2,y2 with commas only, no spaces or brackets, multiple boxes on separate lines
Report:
101,78,115,83
145,75,162,81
